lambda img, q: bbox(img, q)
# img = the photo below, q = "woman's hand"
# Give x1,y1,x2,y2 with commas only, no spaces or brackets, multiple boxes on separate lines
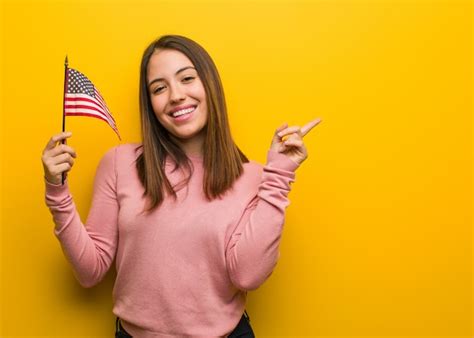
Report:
270,118,322,166
41,131,77,185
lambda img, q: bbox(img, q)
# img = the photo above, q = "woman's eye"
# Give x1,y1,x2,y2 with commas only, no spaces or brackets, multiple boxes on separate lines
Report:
153,86,165,94
183,76,194,82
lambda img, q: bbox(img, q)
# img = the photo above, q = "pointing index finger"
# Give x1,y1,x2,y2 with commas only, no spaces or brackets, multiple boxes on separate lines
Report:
301,118,322,137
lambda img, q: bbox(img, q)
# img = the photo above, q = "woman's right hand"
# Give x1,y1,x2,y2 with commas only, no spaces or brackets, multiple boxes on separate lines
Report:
42,131,77,185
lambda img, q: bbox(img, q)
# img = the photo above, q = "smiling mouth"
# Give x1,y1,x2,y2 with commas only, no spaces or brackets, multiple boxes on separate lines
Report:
171,106,197,118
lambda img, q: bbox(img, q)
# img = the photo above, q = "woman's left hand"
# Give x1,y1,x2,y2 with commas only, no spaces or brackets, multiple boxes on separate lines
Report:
270,118,322,166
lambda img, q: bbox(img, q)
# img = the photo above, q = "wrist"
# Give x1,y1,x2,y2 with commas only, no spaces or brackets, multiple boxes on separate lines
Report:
44,175,61,186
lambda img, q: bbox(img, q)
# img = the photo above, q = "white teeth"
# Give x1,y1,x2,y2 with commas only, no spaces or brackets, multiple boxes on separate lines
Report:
172,106,196,117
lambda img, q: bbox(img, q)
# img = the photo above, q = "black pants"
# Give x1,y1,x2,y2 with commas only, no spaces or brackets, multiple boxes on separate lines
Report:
115,311,255,337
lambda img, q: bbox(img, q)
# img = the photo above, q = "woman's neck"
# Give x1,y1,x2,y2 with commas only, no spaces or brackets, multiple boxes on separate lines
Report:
172,135,204,158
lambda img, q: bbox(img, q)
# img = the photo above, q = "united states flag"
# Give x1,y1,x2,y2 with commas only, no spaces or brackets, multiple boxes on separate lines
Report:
65,68,121,140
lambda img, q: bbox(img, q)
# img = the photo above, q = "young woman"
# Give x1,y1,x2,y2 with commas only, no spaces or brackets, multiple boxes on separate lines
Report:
42,35,321,337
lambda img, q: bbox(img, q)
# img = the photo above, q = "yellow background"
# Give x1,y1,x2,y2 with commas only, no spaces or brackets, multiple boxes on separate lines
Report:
0,0,471,337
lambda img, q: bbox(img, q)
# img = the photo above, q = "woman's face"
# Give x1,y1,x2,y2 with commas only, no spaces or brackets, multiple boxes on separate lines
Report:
147,49,208,152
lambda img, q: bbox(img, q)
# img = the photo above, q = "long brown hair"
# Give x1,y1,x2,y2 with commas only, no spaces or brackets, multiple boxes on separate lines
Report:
136,35,248,214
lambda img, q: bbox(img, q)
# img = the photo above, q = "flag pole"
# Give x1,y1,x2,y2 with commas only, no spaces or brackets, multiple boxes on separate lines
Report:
62,55,69,185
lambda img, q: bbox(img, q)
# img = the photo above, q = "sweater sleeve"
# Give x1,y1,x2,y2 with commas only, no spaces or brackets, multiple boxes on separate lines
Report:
225,149,300,291
44,147,119,288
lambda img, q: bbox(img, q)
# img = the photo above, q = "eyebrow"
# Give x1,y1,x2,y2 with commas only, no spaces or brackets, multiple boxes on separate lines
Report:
148,66,196,87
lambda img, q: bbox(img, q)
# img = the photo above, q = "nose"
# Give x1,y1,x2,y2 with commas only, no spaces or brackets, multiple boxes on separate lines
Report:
169,83,185,103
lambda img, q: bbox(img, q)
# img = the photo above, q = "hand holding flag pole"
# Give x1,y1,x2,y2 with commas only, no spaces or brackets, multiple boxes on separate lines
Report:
61,55,121,185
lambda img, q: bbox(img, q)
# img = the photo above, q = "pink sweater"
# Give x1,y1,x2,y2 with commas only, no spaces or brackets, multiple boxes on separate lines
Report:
45,143,299,337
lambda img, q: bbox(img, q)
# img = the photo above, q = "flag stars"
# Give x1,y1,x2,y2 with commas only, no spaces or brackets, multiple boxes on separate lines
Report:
67,69,95,96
